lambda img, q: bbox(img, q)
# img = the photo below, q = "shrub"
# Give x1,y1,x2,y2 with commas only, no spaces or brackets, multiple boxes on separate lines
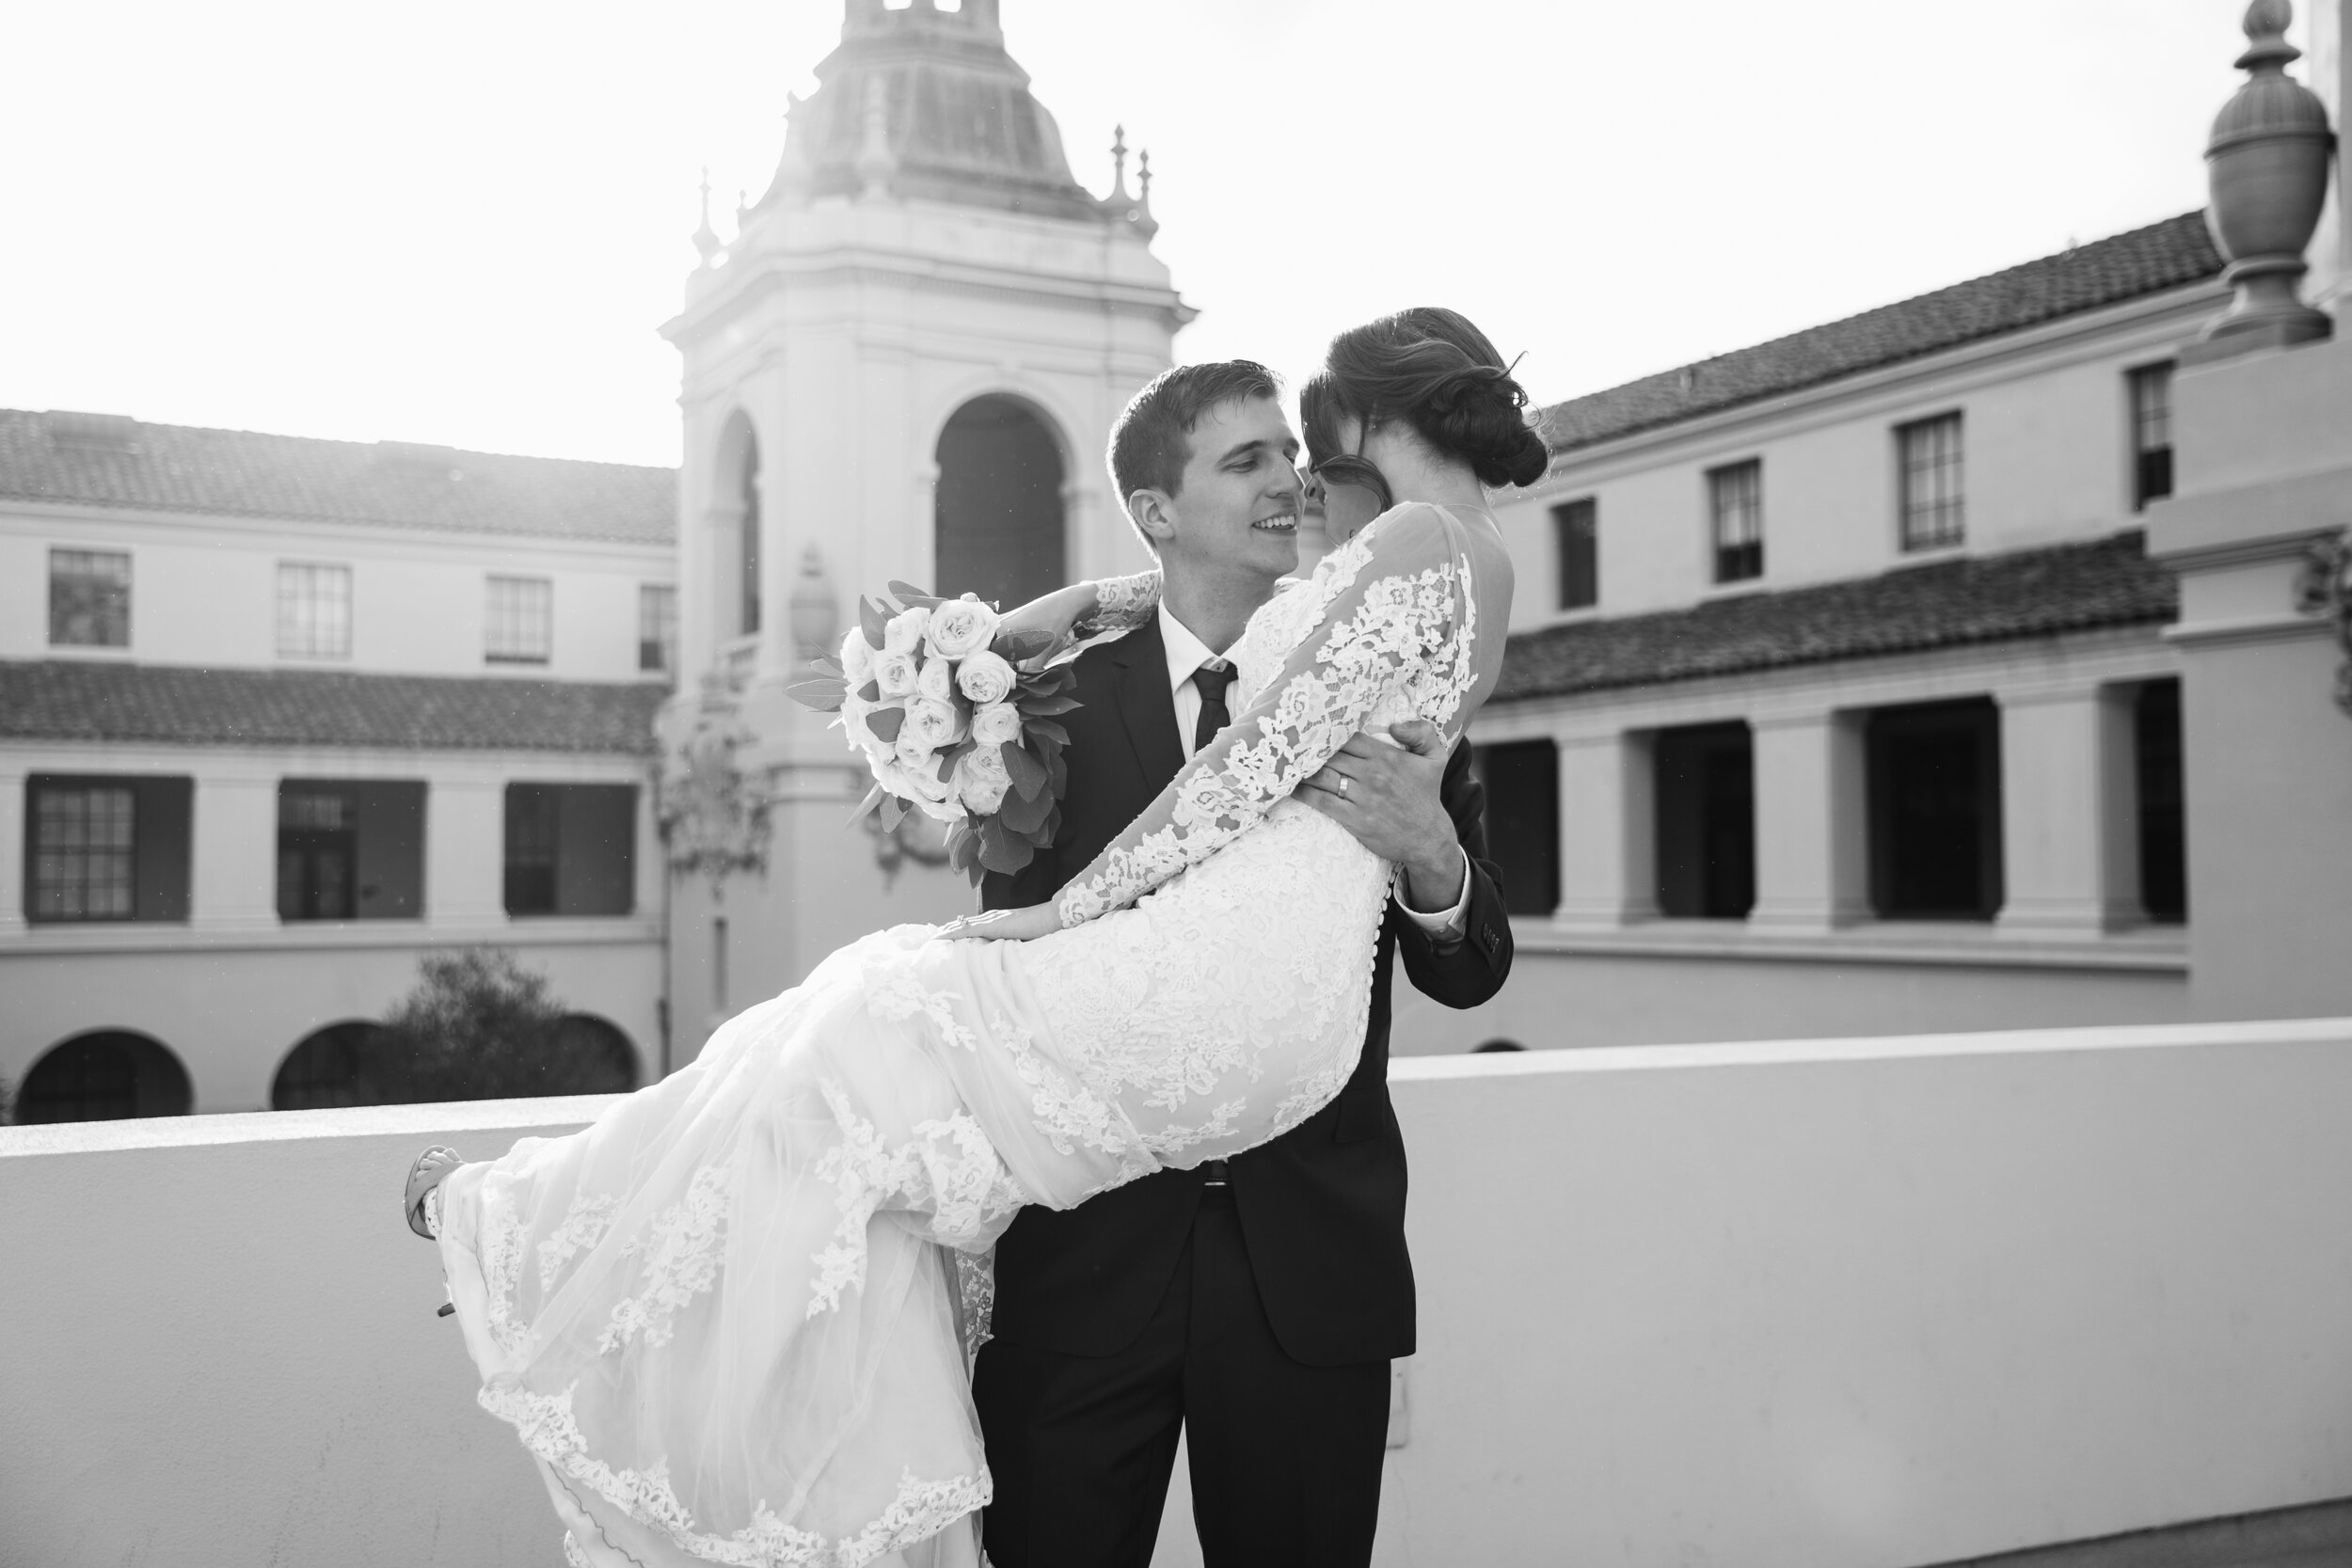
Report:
376,946,628,1102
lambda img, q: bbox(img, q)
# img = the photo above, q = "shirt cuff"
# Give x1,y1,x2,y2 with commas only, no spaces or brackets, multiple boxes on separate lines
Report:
1396,847,1473,940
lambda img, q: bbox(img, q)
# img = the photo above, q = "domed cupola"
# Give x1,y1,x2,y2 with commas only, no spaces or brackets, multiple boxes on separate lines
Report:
754,0,1121,224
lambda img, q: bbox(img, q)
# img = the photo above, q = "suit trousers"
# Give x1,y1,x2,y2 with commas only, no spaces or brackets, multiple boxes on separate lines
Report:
974,1185,1391,1568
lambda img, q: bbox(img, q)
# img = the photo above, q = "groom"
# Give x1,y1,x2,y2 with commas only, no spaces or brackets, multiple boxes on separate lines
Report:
976,360,1514,1566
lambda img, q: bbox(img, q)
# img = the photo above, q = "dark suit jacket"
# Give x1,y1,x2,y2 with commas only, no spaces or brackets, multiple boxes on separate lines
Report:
980,613,1513,1368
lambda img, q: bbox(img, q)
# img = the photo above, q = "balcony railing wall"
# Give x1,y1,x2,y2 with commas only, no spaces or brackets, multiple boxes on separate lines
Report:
4,1019,2349,1567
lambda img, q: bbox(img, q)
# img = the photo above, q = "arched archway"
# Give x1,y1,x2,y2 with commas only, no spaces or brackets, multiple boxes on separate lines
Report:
551,1014,639,1094
17,1030,192,1123
272,1021,395,1111
713,411,762,640
933,395,1066,609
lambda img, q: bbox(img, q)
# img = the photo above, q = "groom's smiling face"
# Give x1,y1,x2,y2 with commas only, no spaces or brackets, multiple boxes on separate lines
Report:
1148,394,1303,583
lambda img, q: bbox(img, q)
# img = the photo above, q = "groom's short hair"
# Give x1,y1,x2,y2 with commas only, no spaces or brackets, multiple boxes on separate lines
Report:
1106,360,1282,534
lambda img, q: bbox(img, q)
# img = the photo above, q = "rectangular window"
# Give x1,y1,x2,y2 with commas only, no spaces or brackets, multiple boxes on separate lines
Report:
1866,698,2003,920
2129,363,2175,510
485,576,552,665
24,775,191,923
1553,498,1597,610
2136,678,2186,923
1470,741,1560,917
1708,460,1764,584
1653,722,1756,918
276,781,426,921
640,583,678,674
277,562,353,659
1897,413,1965,551
505,783,637,916
49,548,131,647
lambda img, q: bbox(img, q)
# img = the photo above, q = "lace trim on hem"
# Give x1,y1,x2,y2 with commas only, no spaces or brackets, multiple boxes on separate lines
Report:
481,1379,989,1568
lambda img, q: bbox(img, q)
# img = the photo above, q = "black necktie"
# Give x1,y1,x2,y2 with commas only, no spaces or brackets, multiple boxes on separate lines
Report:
1190,661,1236,754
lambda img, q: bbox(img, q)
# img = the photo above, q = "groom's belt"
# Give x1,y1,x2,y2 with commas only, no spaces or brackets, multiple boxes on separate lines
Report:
1199,1160,1230,1186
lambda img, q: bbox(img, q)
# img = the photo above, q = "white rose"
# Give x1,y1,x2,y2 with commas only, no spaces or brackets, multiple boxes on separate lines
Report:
839,628,876,685
903,696,964,752
954,742,1013,815
971,702,1025,746
956,649,1016,706
872,650,919,699
882,606,932,655
915,654,955,704
925,595,1001,661
893,734,952,800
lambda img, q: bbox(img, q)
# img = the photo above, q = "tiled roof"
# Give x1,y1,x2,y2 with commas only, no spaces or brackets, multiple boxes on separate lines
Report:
1536,213,2223,457
0,662,664,753
1493,531,2175,705
0,411,676,545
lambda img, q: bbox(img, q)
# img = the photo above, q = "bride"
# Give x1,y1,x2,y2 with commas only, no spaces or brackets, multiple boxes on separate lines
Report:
406,307,1539,1568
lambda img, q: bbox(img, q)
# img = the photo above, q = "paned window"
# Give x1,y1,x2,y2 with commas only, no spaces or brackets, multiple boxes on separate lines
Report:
1897,414,1965,551
486,576,552,664
32,784,135,920
1708,460,1764,583
504,783,637,917
2136,679,2186,923
640,583,678,674
1553,498,1597,610
49,548,131,647
277,562,353,659
2130,363,2175,510
24,775,191,924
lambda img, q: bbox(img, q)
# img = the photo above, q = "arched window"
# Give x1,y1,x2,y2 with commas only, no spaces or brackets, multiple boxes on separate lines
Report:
272,1021,394,1110
551,1014,640,1093
713,413,762,640
934,396,1065,610
16,1030,192,1122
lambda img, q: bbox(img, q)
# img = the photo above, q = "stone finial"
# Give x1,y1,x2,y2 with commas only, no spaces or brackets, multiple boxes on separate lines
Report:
1132,148,1160,240
691,167,722,266
855,74,896,198
2185,0,2337,361
1108,124,1131,202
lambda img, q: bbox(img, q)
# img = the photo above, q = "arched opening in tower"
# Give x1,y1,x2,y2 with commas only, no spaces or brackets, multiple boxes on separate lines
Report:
934,396,1065,610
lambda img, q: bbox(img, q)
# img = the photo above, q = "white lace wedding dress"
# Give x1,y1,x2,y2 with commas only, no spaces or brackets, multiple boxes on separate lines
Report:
429,502,1513,1567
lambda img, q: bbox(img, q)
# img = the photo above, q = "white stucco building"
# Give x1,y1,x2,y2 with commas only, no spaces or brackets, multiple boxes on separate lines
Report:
0,414,677,1117
655,0,1190,1044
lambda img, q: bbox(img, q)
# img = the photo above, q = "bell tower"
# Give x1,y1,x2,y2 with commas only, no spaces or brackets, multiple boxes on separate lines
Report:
659,0,1192,1049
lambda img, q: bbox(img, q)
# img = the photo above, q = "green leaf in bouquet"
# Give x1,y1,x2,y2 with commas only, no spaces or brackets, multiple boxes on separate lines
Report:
1024,719,1071,747
857,679,882,703
784,673,850,712
1021,693,1083,717
845,783,889,825
997,776,1054,835
866,705,906,744
859,596,891,649
994,627,1059,666
1001,739,1048,800
947,822,982,881
876,792,910,832
977,816,1029,875
887,580,946,610
1044,748,1069,798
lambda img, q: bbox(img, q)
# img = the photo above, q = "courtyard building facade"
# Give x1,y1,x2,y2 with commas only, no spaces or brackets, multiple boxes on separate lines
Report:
0,413,676,1117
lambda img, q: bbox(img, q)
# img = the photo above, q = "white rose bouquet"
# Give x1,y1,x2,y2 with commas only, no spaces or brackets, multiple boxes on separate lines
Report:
787,582,1082,882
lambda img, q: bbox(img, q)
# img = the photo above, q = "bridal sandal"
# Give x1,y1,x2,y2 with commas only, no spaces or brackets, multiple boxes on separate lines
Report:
404,1145,463,1241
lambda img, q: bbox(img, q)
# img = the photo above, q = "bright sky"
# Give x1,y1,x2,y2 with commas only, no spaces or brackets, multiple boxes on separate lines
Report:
0,0,2272,469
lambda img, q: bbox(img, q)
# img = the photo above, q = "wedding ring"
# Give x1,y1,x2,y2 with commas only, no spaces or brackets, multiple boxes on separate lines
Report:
1339,776,1350,798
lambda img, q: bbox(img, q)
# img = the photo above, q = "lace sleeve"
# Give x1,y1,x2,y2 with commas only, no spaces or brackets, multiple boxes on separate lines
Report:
1079,570,1161,636
1055,507,1474,928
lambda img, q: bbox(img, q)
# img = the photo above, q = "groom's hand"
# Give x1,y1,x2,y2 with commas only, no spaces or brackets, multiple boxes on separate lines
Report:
1301,721,1466,911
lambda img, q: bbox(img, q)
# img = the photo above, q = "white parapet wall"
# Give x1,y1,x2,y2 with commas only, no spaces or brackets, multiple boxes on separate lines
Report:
4,1020,2351,1568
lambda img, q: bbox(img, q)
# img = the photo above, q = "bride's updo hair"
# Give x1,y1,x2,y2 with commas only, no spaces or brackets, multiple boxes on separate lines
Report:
1301,307,1549,491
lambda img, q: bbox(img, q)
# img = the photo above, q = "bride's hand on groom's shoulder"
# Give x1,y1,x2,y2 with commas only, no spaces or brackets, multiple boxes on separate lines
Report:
937,903,1062,942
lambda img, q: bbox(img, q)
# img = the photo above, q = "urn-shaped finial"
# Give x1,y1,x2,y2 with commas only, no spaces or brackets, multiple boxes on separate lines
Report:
2186,0,2337,361
691,167,721,268
854,75,897,198
787,545,839,669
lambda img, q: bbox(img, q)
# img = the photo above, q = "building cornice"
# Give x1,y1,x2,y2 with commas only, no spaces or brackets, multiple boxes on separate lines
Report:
0,496,676,567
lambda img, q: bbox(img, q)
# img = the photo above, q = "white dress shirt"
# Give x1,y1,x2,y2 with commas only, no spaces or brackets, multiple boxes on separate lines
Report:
1155,604,1470,940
